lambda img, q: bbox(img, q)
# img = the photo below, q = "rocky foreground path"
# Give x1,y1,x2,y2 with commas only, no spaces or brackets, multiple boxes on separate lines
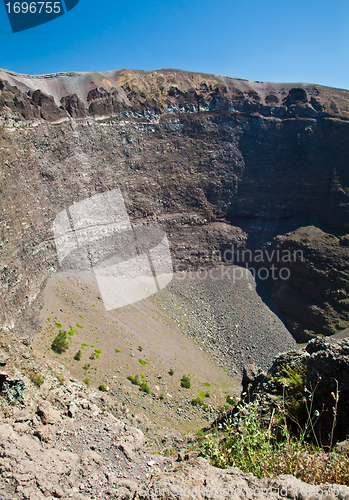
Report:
0,330,348,499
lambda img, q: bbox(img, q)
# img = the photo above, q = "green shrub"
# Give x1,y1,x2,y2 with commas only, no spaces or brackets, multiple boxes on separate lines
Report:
68,326,77,337
127,375,140,386
51,330,69,354
159,394,164,400
74,350,82,361
169,368,174,376
139,358,147,366
83,363,90,371
83,377,90,385
29,372,44,387
98,384,107,392
226,395,237,406
139,381,150,394
127,374,150,394
191,397,202,406
114,349,121,353
180,375,191,389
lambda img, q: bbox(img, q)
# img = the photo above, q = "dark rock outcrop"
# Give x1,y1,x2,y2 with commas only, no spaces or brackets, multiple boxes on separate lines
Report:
245,337,349,446
60,94,86,118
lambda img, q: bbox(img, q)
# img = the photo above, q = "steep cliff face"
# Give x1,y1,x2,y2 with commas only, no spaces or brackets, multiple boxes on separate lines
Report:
0,68,348,338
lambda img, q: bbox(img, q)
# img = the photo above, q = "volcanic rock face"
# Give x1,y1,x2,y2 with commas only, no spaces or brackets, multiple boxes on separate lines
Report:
0,68,349,338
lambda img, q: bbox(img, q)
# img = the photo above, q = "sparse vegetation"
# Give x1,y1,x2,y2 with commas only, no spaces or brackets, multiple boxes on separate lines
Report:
199,368,349,485
138,358,147,366
127,374,140,386
51,330,69,354
83,377,90,385
83,363,90,371
226,395,238,406
139,381,150,394
138,346,143,352
191,397,202,406
68,326,77,337
98,384,107,392
169,368,174,376
127,374,150,394
74,350,82,361
199,400,349,484
55,373,65,385
198,390,210,399
29,372,44,387
114,349,121,353
180,375,191,389
94,349,102,359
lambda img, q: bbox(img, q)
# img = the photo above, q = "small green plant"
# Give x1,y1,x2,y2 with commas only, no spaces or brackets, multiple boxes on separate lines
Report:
55,373,65,385
169,368,174,376
180,375,191,389
83,377,90,385
191,397,202,406
127,374,140,386
29,372,44,387
55,322,62,328
139,358,147,366
94,349,102,359
98,384,107,392
127,374,150,394
275,364,305,389
83,363,90,371
115,349,121,353
226,395,238,406
159,394,164,400
74,350,82,361
140,381,150,394
204,382,211,387
198,390,209,399
68,326,78,337
79,314,84,319
138,346,143,352
76,323,84,328
51,330,69,354
81,343,89,349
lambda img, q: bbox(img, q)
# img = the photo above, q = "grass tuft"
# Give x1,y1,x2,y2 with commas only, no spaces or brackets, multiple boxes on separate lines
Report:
180,375,191,389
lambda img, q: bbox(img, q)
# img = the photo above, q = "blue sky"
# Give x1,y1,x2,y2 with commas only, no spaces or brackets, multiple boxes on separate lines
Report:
1,0,349,90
